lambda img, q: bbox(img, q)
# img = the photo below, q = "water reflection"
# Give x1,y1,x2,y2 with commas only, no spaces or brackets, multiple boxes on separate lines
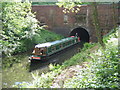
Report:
29,42,84,72
3,42,84,88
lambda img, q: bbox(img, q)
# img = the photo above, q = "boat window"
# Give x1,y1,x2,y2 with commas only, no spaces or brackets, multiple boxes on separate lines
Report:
35,48,40,54
63,43,66,47
48,48,51,53
60,44,62,48
51,46,55,51
32,50,35,54
40,50,44,55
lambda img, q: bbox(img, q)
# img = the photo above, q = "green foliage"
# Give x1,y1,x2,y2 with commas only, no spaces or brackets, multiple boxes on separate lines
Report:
1,2,63,56
56,1,82,13
63,28,119,88
32,29,64,44
1,2,40,55
81,43,96,51
61,42,96,68
32,2,56,5
13,68,62,88
56,1,91,13
12,28,119,88
2,53,26,69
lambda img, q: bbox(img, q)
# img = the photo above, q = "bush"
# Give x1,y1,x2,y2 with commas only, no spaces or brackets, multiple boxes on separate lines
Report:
32,29,64,44
1,2,40,56
1,2,63,56
12,29,119,88
63,29,119,88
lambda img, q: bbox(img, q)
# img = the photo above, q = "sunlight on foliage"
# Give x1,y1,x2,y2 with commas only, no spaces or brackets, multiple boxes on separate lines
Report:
1,2,40,55
56,1,82,13
1,2,63,56
63,28,119,88
12,27,119,88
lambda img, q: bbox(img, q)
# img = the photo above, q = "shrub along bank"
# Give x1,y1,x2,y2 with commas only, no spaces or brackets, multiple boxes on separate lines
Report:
1,2,63,56
13,27,119,88
1,2,63,68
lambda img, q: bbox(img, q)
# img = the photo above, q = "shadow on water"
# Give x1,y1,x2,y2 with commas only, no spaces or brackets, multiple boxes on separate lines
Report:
29,42,84,72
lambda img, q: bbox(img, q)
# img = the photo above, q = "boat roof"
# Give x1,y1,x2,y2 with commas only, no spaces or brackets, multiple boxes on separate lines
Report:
35,37,77,48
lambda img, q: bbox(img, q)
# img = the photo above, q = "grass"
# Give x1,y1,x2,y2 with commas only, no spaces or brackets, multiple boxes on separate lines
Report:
13,27,119,88
3,29,64,69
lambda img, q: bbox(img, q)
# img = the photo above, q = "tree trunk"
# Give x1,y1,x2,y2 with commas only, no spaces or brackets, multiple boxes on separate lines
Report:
92,2,105,48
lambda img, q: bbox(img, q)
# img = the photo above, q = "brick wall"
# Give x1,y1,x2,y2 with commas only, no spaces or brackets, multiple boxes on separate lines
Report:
32,4,119,41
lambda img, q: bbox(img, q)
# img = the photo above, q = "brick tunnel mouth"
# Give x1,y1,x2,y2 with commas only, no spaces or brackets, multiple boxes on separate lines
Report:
70,27,90,42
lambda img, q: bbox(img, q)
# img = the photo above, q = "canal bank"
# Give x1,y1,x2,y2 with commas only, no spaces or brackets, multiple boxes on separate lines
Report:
2,42,83,88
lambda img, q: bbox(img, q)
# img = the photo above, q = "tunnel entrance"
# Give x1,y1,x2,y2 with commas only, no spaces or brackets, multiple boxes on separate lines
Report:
70,27,90,42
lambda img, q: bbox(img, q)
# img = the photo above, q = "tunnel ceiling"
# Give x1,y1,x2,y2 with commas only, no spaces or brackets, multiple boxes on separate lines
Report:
70,27,90,42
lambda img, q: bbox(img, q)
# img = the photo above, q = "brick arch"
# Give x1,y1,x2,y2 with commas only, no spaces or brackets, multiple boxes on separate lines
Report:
70,27,90,42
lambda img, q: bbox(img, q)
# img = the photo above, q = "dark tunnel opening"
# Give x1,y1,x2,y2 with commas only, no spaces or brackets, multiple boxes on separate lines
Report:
70,27,90,42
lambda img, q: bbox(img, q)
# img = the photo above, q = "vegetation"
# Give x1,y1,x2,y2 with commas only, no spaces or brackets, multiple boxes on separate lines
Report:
3,29,63,69
1,2,37,56
32,2,56,5
91,2,105,48
1,2,63,57
1,1,63,70
56,1,118,48
63,28,119,88
2,1,119,89
13,27,119,88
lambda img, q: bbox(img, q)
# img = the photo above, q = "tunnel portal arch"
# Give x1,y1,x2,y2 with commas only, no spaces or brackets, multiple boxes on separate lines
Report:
70,27,90,42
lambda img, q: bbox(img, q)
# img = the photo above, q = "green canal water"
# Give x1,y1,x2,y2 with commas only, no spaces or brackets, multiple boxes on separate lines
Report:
2,43,83,88
2,54,32,88
2,53,49,88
